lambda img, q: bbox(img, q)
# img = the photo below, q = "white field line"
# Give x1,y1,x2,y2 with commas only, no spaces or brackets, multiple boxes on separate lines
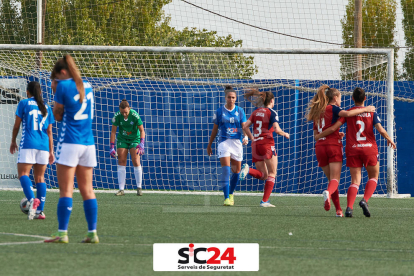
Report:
0,188,390,198
0,232,49,246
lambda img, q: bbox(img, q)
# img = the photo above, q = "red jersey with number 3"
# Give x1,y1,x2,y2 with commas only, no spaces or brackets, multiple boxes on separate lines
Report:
313,105,345,147
344,106,381,156
249,107,279,145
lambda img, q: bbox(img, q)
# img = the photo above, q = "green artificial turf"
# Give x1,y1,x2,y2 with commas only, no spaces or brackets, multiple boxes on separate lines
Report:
1,191,413,276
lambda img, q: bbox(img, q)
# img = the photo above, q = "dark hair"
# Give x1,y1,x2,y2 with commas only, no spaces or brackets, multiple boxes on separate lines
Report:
119,99,130,109
353,87,366,103
244,89,274,107
51,54,84,103
27,81,47,117
224,85,236,96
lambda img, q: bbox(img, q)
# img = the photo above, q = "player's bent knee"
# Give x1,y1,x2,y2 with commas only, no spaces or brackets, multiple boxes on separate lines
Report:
34,177,45,183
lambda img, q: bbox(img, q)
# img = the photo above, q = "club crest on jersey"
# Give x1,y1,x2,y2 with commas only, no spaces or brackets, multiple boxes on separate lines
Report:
130,121,134,125
235,111,239,116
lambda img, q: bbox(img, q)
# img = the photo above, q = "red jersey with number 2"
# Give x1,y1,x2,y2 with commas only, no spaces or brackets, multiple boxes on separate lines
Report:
248,107,279,145
313,105,345,147
344,106,381,156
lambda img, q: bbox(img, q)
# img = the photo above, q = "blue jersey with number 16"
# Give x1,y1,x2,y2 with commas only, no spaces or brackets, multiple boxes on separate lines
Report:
54,79,94,145
15,98,55,151
213,105,247,143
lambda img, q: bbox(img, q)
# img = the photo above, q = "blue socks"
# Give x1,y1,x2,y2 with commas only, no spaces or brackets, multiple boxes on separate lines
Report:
36,182,46,211
83,199,98,232
57,197,72,231
220,166,231,199
57,197,98,232
230,173,240,195
20,175,34,201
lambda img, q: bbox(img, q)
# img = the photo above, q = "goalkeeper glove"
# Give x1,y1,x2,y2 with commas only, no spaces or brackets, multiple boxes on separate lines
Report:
136,138,145,155
109,142,117,158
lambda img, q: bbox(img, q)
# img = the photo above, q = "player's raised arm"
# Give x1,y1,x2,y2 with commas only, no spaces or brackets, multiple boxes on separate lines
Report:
338,105,375,117
53,103,64,122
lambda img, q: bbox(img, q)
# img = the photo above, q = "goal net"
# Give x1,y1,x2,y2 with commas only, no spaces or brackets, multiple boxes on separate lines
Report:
0,45,404,197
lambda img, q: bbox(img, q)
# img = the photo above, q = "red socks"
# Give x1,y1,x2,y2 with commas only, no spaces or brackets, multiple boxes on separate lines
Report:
249,168,264,180
327,179,339,195
347,184,359,209
331,189,341,211
262,176,275,202
363,178,378,202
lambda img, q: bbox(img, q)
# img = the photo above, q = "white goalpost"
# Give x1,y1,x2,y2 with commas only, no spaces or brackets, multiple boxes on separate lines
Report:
0,45,408,198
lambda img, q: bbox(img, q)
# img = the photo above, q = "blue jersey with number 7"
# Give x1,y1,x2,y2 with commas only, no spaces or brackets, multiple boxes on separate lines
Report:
15,97,55,151
54,79,94,145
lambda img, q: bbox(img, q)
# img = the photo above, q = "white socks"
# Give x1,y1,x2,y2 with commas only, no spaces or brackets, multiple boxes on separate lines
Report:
117,165,126,190
134,166,142,188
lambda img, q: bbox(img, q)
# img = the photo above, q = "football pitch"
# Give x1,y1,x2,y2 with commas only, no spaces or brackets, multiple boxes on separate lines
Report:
1,190,413,276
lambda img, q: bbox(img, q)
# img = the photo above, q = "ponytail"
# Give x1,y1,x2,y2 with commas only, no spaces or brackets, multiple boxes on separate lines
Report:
244,89,274,107
27,81,47,117
52,54,84,103
306,84,329,122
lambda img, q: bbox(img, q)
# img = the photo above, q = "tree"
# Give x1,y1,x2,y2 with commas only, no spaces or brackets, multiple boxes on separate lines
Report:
0,0,257,78
401,0,414,80
340,0,398,80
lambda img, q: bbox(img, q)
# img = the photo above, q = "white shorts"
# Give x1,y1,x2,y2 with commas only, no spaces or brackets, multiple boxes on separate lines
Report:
56,143,97,168
17,149,49,165
217,139,243,161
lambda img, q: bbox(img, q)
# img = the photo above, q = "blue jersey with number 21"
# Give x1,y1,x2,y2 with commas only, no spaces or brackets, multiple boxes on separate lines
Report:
16,98,55,151
54,79,94,145
213,105,247,143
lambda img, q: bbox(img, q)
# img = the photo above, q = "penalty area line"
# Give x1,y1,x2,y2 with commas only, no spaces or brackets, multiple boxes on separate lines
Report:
0,232,49,245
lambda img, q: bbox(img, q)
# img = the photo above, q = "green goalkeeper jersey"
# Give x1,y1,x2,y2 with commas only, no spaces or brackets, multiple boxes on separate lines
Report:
112,109,143,142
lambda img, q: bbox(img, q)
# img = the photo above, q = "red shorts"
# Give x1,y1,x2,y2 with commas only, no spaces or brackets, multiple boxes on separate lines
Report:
315,145,343,167
252,143,277,163
346,154,378,168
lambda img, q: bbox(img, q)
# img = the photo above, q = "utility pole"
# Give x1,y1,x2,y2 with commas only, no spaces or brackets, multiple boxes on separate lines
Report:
354,0,363,80
36,0,46,70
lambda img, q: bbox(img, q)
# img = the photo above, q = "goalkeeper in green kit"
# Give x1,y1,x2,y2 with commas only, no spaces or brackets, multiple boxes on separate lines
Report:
110,99,146,196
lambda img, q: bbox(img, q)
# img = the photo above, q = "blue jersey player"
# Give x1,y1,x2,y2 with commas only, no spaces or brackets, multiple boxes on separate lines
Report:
10,81,55,220
207,86,248,206
44,55,98,244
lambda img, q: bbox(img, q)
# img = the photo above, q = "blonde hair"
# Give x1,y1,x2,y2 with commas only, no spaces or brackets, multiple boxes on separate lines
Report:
52,54,85,103
306,85,329,122
244,89,274,107
306,85,341,122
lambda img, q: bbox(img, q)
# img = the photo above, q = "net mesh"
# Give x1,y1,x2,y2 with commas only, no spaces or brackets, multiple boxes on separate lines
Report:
0,49,400,195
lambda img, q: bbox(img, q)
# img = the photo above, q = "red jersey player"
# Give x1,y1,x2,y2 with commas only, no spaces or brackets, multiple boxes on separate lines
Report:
307,85,375,217
316,87,395,218
240,89,289,207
